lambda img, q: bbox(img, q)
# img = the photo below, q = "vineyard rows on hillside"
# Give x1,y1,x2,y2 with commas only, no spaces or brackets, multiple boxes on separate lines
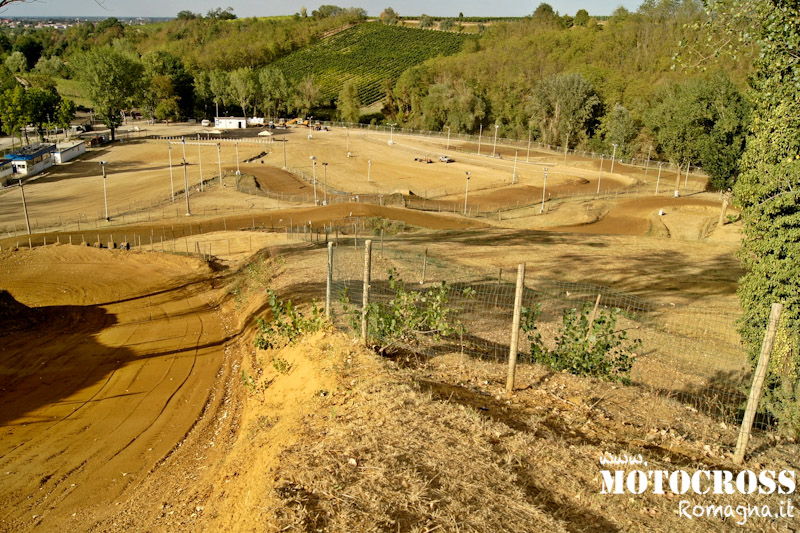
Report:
273,22,469,106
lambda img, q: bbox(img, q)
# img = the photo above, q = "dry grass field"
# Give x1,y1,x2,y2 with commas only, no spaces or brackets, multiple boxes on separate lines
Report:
1,123,794,532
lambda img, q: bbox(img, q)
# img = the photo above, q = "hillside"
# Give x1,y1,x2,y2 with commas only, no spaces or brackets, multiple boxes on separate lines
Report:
272,22,471,106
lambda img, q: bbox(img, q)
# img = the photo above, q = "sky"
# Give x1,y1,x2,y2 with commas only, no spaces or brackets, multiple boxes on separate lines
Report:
3,0,643,18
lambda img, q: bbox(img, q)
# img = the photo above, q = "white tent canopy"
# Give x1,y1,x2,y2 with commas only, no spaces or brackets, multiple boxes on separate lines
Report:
257,130,273,137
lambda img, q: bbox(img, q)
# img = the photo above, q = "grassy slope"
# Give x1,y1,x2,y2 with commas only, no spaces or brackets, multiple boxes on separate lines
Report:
273,22,471,106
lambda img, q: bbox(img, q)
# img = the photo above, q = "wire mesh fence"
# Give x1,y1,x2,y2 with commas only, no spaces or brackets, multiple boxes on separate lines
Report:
326,240,762,447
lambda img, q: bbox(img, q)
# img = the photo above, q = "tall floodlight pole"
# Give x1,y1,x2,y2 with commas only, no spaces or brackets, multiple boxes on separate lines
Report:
541,167,548,213
477,124,483,156
368,159,372,182
446,126,451,150
100,161,109,221
235,142,240,174
492,124,499,157
310,155,317,205
597,155,604,195
182,159,191,216
322,162,328,205
388,123,397,144
655,162,663,195
197,140,204,192
217,143,223,185
512,150,518,184
181,136,187,164
345,127,350,154
644,145,652,183
609,143,618,175
464,172,471,215
19,180,31,235
526,128,532,163
282,137,287,169
168,142,175,202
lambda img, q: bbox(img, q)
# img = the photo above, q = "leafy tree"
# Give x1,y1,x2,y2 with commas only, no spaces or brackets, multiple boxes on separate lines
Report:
177,10,200,20
141,51,194,119
26,87,60,141
54,98,76,138
259,67,294,119
337,79,361,122
13,35,43,69
646,74,748,189
532,3,558,25
727,0,800,434
380,7,399,25
529,72,600,152
73,45,144,141
598,103,638,156
34,56,63,78
229,67,258,117
294,74,321,116
5,51,26,73
419,14,434,28
439,19,454,31
312,5,345,18
0,85,28,148
206,7,237,20
574,8,590,26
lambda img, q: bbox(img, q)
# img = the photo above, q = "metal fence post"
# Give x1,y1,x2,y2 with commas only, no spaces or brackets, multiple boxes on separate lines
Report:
734,302,783,464
505,263,526,396
361,240,372,343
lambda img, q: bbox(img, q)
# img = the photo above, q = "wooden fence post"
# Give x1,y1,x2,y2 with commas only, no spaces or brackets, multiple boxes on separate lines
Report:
586,294,602,338
505,263,526,397
734,302,783,464
421,248,428,284
326,242,333,319
361,240,372,343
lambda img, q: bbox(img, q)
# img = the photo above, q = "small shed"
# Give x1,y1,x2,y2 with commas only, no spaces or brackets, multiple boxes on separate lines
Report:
215,117,247,129
53,141,87,164
7,143,56,177
0,159,13,186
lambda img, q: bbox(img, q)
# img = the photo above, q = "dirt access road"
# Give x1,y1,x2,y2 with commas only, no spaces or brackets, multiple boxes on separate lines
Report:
0,246,228,531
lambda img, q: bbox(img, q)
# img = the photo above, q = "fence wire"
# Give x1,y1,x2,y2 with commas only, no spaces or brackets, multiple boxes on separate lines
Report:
327,241,763,446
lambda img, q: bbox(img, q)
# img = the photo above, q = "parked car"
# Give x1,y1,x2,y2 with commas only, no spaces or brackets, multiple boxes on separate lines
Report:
201,119,211,127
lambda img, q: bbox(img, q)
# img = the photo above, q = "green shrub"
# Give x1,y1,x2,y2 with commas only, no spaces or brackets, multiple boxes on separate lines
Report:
340,268,470,354
521,304,640,384
254,288,325,350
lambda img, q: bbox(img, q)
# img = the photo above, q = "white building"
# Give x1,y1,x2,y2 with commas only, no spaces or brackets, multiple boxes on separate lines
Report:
7,143,56,177
53,141,87,164
215,117,247,129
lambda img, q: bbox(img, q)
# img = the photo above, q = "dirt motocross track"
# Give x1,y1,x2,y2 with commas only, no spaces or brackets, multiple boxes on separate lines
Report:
0,245,227,531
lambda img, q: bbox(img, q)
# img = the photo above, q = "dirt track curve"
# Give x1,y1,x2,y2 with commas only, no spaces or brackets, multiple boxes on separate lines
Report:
0,246,227,531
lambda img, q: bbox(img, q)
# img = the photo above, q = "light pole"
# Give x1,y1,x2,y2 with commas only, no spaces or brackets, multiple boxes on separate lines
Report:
526,128,532,163
388,123,397,144
310,155,317,205
168,142,175,202
541,167,548,213
644,145,652,183
182,158,191,216
464,172,470,215
197,140,204,192
322,162,328,205
597,155,605,195
19,180,31,235
492,124,499,158
477,123,482,156
609,143,618,175
235,142,240,174
345,127,350,154
282,136,287,169
100,160,109,221
512,150,518,184
217,143,223,186
655,162,663,195
367,159,371,182
446,126,451,150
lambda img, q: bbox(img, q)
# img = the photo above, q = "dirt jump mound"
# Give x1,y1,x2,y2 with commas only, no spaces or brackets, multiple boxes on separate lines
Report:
0,290,40,335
